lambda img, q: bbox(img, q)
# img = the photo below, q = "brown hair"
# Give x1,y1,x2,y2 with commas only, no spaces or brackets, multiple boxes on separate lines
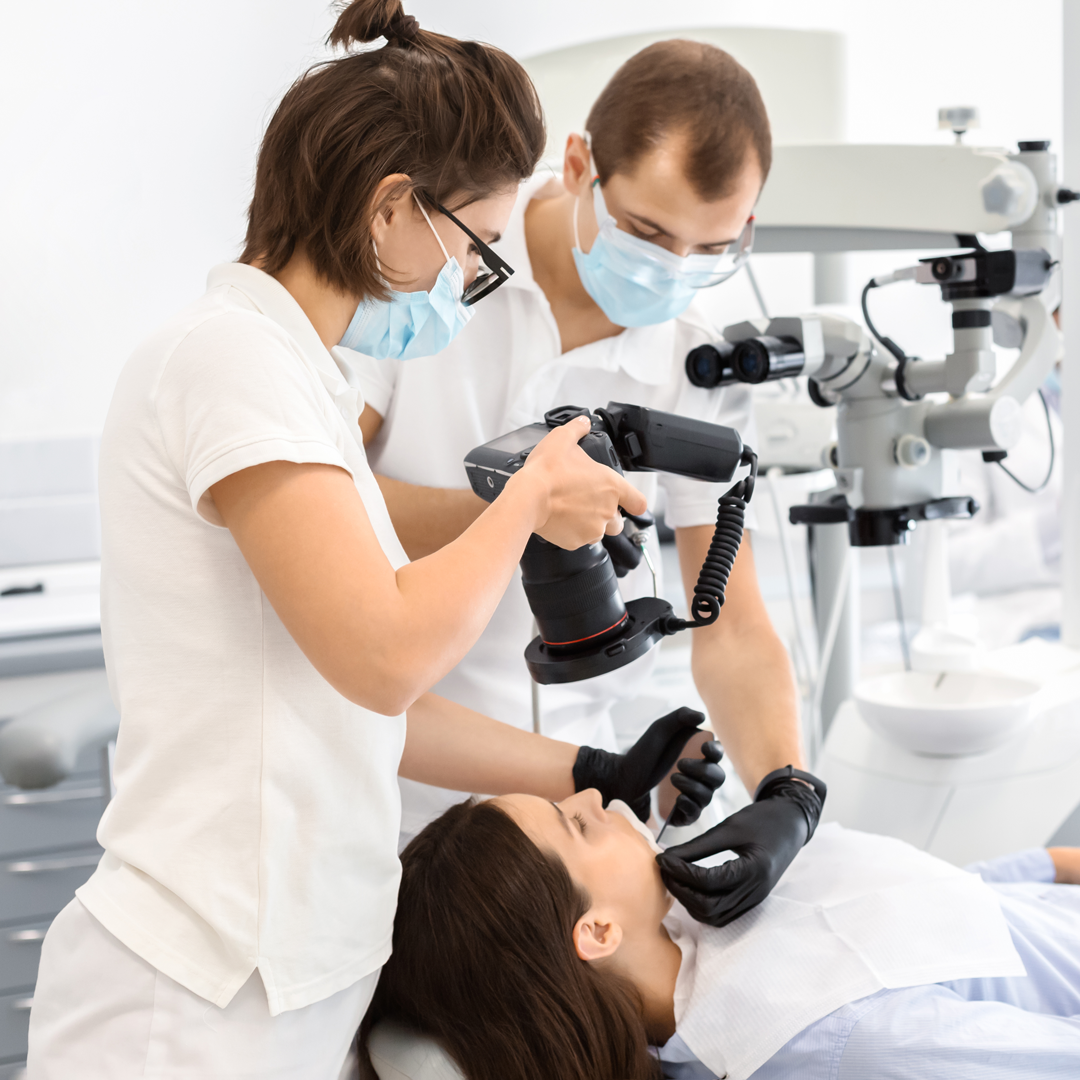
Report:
363,799,660,1080
240,0,545,299
586,39,772,201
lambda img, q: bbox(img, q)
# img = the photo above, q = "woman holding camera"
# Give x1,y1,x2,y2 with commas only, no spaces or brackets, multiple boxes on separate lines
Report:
25,4,723,1076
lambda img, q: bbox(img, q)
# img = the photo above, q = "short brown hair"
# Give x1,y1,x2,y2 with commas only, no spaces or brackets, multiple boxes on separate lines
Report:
363,799,659,1080
240,0,545,299
586,39,771,200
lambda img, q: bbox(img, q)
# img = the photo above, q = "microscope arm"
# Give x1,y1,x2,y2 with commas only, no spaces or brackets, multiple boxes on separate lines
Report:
925,293,1060,450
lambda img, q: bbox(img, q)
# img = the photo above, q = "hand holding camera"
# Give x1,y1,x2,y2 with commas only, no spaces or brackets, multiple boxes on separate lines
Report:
504,414,647,550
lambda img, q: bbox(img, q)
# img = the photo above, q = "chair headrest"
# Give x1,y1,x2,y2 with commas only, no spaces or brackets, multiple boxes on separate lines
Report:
367,1019,466,1080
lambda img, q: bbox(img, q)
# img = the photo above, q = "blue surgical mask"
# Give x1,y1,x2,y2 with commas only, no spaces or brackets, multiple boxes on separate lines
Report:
339,196,473,360
571,155,752,328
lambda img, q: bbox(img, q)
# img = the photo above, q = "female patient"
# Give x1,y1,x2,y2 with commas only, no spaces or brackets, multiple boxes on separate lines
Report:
366,790,1080,1080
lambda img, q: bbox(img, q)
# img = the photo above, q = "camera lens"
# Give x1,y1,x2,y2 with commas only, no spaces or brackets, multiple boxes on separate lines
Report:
520,536,628,651
685,342,734,388
931,257,959,281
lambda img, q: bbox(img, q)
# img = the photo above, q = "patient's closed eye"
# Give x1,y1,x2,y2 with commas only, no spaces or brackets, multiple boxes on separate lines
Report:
573,812,588,835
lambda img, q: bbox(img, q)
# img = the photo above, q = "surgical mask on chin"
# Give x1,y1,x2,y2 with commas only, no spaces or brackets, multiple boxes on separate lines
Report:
571,160,745,328
338,196,473,360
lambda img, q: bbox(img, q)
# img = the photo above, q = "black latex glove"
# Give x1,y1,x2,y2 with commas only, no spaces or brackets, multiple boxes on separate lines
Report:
573,706,725,824
656,766,826,927
601,528,644,578
602,511,654,578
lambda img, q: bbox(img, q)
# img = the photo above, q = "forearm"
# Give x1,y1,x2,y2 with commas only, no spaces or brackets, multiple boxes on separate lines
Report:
691,625,802,792
213,461,542,715
676,527,803,792
1048,847,1080,884
376,473,487,560
213,418,644,715
400,692,577,798
383,477,548,696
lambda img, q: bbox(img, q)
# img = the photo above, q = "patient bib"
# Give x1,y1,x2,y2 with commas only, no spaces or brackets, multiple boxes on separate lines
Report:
666,824,1025,1080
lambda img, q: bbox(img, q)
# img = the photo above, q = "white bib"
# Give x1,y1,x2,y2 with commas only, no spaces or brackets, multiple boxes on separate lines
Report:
667,824,1025,1080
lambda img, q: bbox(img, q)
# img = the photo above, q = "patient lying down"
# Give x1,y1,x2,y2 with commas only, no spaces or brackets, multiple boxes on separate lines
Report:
364,790,1080,1080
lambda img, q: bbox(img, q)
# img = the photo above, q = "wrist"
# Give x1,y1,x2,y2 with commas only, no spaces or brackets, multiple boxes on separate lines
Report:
502,466,550,536
754,766,827,847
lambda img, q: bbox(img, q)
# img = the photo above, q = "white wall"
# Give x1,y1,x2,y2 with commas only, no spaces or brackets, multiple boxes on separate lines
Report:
0,1,1064,441
413,0,1062,150
0,1,334,441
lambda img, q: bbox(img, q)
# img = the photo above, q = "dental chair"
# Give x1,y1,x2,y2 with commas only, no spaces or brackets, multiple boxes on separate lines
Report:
0,681,117,790
367,1021,464,1080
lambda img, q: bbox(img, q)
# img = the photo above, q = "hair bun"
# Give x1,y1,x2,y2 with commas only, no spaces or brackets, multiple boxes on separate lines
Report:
328,1,421,50
385,12,420,44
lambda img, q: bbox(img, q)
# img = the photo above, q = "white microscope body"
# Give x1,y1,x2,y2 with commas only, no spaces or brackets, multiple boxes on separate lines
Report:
718,139,1080,863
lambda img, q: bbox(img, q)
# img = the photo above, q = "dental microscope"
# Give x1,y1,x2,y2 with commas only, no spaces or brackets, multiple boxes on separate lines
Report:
681,138,1080,863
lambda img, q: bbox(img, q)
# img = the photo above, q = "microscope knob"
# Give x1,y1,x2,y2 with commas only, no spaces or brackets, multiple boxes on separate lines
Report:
894,433,931,469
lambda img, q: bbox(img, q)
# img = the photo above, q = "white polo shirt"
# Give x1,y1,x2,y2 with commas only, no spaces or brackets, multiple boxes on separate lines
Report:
79,263,409,1015
347,174,756,838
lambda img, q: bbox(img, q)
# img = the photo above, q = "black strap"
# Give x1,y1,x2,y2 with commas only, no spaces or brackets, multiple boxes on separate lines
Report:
754,764,827,804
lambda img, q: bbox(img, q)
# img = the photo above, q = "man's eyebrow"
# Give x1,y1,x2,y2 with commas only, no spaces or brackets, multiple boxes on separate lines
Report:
625,212,672,238
625,211,737,248
550,801,573,837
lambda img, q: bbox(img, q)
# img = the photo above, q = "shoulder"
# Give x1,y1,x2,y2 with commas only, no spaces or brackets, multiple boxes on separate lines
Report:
172,301,295,361
158,302,309,396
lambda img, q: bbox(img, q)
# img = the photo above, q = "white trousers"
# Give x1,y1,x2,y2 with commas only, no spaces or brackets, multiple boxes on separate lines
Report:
27,899,377,1079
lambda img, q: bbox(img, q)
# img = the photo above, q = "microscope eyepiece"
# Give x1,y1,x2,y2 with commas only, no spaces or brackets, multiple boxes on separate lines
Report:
686,336,806,388
730,335,806,384
685,342,735,388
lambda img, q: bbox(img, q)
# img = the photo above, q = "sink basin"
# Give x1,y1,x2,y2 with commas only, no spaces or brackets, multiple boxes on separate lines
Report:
853,670,1041,757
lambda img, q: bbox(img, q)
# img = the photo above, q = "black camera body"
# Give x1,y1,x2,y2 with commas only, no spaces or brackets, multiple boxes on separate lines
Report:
464,406,623,502
464,403,751,684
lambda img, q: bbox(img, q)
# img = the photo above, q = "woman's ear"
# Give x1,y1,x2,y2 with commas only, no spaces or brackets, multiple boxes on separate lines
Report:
369,173,414,248
562,134,592,197
572,910,623,962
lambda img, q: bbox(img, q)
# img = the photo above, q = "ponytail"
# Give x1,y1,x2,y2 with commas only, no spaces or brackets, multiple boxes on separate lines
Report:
240,1,545,301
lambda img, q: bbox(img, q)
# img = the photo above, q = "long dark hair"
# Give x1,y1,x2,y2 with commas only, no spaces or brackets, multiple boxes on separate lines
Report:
364,799,660,1080
240,0,545,299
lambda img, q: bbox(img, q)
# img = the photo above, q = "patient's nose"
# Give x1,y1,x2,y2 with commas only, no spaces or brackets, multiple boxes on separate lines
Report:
581,787,607,821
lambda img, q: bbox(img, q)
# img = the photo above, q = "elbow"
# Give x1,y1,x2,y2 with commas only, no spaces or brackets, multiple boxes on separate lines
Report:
329,661,423,717
343,676,417,718
310,630,433,716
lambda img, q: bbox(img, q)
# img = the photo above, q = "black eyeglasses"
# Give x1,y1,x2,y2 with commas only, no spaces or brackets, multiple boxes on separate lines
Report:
431,200,515,306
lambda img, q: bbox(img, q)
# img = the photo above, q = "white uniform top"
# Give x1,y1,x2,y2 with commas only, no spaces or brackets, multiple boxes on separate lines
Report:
348,174,756,838
79,263,409,1016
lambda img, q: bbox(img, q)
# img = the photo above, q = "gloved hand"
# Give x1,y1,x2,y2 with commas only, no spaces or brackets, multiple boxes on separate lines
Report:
573,706,725,824
601,511,654,578
656,766,826,927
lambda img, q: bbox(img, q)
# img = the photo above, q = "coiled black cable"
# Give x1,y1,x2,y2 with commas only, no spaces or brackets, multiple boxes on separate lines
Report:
664,449,758,633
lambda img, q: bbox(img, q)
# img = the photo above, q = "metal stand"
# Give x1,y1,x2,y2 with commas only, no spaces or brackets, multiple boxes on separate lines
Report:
809,522,860,740
1063,4,1080,647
